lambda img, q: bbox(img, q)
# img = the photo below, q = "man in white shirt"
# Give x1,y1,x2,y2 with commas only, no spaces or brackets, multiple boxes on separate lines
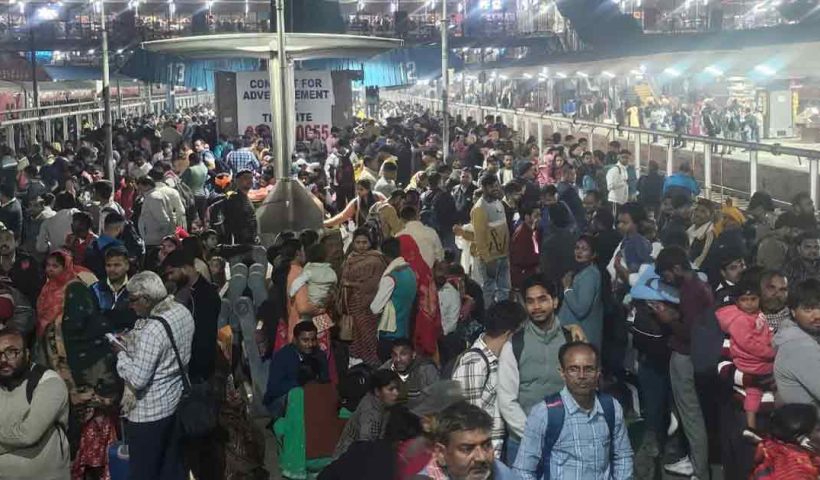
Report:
397,206,444,270
36,192,79,253
606,150,631,212
435,260,461,336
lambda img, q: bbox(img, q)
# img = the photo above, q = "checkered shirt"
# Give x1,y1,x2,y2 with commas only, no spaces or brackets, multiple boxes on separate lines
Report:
116,296,195,423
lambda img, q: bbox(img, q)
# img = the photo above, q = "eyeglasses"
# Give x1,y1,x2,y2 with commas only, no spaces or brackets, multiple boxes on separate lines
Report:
563,366,599,377
0,348,22,361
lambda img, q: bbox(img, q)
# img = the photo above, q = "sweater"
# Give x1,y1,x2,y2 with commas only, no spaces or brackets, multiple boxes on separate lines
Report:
0,368,70,480
774,318,820,413
716,305,775,375
559,264,604,350
470,196,510,262
497,319,566,440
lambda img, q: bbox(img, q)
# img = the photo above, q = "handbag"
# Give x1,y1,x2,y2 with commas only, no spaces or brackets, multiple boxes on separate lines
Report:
152,316,218,438
337,286,354,341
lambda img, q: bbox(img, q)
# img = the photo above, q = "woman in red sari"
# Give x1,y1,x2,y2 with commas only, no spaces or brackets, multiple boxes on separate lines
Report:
339,228,387,366
396,235,441,360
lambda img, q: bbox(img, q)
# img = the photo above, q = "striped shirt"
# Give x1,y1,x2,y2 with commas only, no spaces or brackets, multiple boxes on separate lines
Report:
116,296,194,423
513,387,633,480
451,335,503,457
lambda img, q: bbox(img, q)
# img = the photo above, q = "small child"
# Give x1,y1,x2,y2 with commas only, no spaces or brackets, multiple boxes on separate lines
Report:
289,243,338,322
716,276,776,431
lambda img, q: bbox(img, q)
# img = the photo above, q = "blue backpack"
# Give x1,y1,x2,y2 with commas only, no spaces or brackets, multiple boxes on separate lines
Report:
535,392,617,479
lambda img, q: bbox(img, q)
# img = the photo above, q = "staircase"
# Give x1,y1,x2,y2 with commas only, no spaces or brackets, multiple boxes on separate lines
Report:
633,83,655,105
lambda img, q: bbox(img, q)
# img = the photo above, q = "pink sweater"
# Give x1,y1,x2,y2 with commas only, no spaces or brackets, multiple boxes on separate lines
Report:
716,305,775,375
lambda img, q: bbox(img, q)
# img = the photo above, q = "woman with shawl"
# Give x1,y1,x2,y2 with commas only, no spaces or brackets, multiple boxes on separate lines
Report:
324,179,386,229
339,228,387,365
37,250,120,479
271,238,338,383
396,233,441,360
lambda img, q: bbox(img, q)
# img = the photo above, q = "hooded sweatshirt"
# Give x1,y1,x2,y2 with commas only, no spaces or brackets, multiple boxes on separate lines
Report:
773,317,820,412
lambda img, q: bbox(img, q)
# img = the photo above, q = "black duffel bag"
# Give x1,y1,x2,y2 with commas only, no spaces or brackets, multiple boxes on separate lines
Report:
153,316,218,438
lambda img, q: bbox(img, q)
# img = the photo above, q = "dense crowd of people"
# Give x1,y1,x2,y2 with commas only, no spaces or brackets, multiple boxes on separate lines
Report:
0,98,819,480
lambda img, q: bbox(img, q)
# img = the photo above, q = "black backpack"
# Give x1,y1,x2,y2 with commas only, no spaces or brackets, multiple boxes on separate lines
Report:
102,207,145,265
338,363,374,412
25,364,49,403
419,190,440,229
629,300,669,359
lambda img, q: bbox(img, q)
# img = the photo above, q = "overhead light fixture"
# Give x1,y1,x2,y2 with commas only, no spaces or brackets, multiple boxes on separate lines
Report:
556,72,567,78
602,71,616,78
704,66,723,76
523,73,533,79
663,67,681,77
576,71,588,78
88,48,95,54
35,6,59,20
755,64,776,76
538,77,546,82
499,74,509,80
116,48,124,54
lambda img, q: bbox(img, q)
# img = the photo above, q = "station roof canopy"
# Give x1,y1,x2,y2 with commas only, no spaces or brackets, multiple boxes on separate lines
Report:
141,32,402,60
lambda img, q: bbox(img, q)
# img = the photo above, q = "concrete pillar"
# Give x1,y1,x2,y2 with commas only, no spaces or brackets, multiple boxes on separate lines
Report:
633,133,641,173
667,139,674,175
62,117,69,143
537,119,544,154
75,114,82,141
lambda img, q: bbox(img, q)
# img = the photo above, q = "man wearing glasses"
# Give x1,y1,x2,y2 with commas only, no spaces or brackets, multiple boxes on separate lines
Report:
513,341,633,479
0,329,70,479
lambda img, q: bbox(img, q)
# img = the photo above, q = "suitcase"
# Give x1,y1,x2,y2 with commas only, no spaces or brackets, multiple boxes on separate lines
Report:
108,417,129,480
108,442,129,480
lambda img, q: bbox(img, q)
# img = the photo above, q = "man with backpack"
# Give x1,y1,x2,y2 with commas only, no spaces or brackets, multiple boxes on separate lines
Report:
498,275,586,463
513,341,633,478
451,300,527,458
0,329,70,479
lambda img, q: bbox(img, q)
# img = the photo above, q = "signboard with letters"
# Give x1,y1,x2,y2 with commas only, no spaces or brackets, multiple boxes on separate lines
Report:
235,70,335,141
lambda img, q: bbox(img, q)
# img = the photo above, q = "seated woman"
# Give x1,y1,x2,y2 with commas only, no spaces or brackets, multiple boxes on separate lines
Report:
333,369,401,459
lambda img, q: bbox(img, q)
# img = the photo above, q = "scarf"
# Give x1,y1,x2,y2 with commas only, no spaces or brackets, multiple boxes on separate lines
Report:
36,250,93,337
377,257,409,334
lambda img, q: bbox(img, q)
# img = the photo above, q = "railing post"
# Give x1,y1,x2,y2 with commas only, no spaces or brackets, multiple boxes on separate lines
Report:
749,150,758,199
44,120,52,143
810,157,818,211
28,123,37,146
633,132,641,173
75,114,82,142
6,126,15,152
62,117,69,143
537,118,544,155
704,145,713,199
523,114,530,140
667,138,674,175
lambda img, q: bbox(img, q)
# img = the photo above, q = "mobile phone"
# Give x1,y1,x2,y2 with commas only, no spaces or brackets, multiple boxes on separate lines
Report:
105,333,127,351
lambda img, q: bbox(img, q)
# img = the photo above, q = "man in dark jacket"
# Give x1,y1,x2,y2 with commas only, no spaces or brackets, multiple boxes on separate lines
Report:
380,338,439,409
421,173,457,249
452,169,478,225
0,228,43,305
223,169,258,245
264,321,329,417
162,250,221,383
0,184,23,241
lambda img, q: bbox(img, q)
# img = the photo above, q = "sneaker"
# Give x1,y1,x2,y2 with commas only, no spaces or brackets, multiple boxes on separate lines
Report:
663,456,694,476
668,412,679,436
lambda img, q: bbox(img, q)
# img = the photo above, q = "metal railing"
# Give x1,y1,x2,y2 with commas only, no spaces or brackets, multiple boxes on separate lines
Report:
383,92,820,209
1,92,213,152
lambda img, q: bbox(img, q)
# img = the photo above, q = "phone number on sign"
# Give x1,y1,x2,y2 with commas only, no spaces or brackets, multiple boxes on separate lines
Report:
295,124,331,141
